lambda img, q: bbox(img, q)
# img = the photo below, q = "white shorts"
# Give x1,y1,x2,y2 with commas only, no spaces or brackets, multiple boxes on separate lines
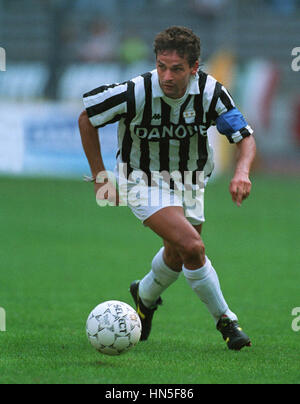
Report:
114,165,205,225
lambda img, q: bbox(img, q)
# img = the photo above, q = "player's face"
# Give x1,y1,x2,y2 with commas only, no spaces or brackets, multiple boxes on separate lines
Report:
156,50,199,99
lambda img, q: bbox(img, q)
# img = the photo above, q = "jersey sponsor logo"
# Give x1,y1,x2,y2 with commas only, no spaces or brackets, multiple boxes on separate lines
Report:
183,110,196,119
133,124,207,141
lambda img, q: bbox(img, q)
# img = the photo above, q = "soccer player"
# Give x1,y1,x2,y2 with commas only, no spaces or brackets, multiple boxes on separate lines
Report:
79,26,256,350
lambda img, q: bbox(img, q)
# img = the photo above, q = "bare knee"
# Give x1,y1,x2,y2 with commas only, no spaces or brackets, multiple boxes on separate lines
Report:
177,235,206,270
163,244,183,272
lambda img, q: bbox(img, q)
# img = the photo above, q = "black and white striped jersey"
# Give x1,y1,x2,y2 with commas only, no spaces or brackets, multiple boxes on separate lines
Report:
83,69,253,182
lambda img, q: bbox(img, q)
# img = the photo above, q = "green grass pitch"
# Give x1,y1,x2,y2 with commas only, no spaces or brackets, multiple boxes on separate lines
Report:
0,174,299,384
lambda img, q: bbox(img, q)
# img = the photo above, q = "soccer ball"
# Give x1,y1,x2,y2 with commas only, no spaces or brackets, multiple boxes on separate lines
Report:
86,300,142,356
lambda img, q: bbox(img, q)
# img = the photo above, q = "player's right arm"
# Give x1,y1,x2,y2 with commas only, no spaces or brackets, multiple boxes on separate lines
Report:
79,110,120,204
79,81,128,201
78,110,106,178
78,110,109,197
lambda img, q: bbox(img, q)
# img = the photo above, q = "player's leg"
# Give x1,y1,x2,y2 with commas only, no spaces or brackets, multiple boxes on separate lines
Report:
130,206,203,340
177,222,238,325
188,224,251,350
131,206,250,348
144,206,206,269
136,238,183,309
162,239,183,272
142,209,238,322
136,206,205,311
139,206,233,324
136,243,181,310
132,205,250,348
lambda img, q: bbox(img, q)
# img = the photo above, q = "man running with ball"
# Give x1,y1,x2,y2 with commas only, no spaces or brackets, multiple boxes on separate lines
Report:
79,26,256,350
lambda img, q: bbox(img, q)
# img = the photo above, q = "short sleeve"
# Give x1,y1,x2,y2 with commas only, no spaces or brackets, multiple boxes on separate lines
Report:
204,77,254,143
83,82,128,128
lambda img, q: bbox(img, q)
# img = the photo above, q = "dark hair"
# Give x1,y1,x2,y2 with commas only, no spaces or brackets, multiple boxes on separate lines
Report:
153,26,201,67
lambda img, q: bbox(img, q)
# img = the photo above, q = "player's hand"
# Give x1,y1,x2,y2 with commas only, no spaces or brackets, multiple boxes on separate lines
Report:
94,172,120,206
229,171,252,207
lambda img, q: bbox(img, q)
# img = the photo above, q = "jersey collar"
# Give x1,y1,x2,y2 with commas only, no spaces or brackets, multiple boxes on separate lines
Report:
151,69,200,99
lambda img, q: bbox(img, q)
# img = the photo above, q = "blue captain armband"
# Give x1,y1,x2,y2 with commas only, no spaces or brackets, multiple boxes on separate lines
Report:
216,107,253,143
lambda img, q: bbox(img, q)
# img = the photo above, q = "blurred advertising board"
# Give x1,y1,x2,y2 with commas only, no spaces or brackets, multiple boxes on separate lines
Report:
0,102,118,178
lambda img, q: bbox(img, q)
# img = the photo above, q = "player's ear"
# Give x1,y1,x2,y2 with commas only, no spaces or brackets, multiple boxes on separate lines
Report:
191,60,199,75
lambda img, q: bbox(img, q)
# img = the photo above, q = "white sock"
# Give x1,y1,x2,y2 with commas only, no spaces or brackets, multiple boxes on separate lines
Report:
139,247,181,308
183,256,237,324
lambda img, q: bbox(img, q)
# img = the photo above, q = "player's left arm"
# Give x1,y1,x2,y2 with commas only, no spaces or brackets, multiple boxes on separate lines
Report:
210,81,257,206
214,102,256,207
230,134,256,207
